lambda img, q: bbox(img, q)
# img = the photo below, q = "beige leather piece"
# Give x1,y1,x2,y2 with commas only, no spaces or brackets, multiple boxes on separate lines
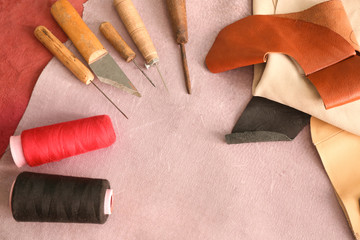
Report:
252,0,329,95
252,0,360,136
254,53,360,136
254,0,360,237
311,117,360,240
253,0,277,14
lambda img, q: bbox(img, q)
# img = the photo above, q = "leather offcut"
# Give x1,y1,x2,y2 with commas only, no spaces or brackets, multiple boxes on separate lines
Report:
226,97,310,144
206,0,360,109
205,15,355,75
252,0,360,135
311,117,360,240
308,55,360,109
275,0,359,51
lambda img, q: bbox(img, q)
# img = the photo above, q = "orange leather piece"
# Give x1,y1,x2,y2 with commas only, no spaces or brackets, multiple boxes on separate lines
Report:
277,0,359,51
308,55,360,109
206,0,360,109
205,15,355,75
310,117,360,240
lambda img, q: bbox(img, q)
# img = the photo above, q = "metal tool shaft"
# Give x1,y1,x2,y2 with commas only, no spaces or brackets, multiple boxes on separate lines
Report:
91,81,128,119
180,43,191,94
166,0,191,94
132,59,156,87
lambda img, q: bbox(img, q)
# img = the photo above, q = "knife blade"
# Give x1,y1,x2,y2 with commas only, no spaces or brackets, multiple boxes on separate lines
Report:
51,0,141,97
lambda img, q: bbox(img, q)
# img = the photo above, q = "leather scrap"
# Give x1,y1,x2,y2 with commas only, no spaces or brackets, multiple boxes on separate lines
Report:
311,117,360,240
206,0,360,109
307,55,360,109
205,15,355,75
276,0,359,51
226,97,310,144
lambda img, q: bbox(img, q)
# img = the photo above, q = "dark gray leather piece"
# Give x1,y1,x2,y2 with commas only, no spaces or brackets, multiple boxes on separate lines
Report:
226,97,310,144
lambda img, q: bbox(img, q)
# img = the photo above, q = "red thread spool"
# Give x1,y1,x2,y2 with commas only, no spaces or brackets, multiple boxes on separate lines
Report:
10,115,116,167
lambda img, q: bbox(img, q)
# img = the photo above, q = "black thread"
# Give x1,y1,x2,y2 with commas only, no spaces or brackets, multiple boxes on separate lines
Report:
11,172,110,224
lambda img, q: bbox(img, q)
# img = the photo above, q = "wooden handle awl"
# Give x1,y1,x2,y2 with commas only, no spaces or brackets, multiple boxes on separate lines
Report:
113,0,158,65
51,0,107,64
99,22,136,62
166,0,191,93
166,0,188,44
34,26,94,84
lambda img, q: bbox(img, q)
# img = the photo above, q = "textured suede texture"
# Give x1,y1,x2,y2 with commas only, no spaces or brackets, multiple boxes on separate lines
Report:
0,0,354,239
226,97,310,144
0,0,87,158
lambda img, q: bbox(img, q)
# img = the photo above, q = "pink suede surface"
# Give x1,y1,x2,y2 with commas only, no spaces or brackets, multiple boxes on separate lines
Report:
0,0,352,239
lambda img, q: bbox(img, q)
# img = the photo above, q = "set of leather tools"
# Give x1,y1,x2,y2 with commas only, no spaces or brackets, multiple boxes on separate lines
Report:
35,0,191,120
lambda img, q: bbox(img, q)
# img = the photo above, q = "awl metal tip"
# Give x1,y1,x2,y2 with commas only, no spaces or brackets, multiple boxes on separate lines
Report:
180,43,191,94
91,81,129,119
132,59,156,88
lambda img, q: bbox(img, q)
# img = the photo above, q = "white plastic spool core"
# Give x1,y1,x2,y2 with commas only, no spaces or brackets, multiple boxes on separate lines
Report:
9,180,15,210
9,135,27,168
104,189,113,215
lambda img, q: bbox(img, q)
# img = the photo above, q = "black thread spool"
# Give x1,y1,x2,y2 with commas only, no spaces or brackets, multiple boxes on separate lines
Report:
10,172,113,224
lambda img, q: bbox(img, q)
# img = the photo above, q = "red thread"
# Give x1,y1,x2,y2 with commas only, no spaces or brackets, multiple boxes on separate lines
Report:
21,115,116,167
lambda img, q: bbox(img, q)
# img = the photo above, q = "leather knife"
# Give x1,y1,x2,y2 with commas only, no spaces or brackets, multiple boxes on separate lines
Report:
51,0,141,97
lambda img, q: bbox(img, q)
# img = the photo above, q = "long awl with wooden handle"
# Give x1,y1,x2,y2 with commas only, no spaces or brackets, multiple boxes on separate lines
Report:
99,22,155,87
34,25,128,119
166,0,191,94
51,0,141,97
113,0,168,91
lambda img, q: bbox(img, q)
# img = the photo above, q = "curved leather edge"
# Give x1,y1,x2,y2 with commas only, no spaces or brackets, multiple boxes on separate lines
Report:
226,131,291,144
310,117,360,239
307,55,360,109
310,117,343,145
227,97,310,144
205,15,355,75
276,0,359,51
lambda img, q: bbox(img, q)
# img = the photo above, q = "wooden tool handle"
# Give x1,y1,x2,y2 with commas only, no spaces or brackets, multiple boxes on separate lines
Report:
166,0,188,44
99,22,136,62
51,0,107,64
113,0,159,65
34,26,94,84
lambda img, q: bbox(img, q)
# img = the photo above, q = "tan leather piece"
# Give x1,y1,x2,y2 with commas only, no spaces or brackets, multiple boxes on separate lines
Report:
311,117,360,240
254,52,360,134
276,0,359,51
205,15,355,75
253,0,360,235
252,0,360,136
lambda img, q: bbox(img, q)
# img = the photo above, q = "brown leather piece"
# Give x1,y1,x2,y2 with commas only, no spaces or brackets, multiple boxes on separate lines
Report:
277,0,359,51
206,0,360,109
308,55,360,109
205,15,355,75
311,117,360,240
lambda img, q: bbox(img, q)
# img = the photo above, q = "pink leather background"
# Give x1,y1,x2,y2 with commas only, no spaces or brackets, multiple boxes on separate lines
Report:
0,0,87,158
0,0,353,239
